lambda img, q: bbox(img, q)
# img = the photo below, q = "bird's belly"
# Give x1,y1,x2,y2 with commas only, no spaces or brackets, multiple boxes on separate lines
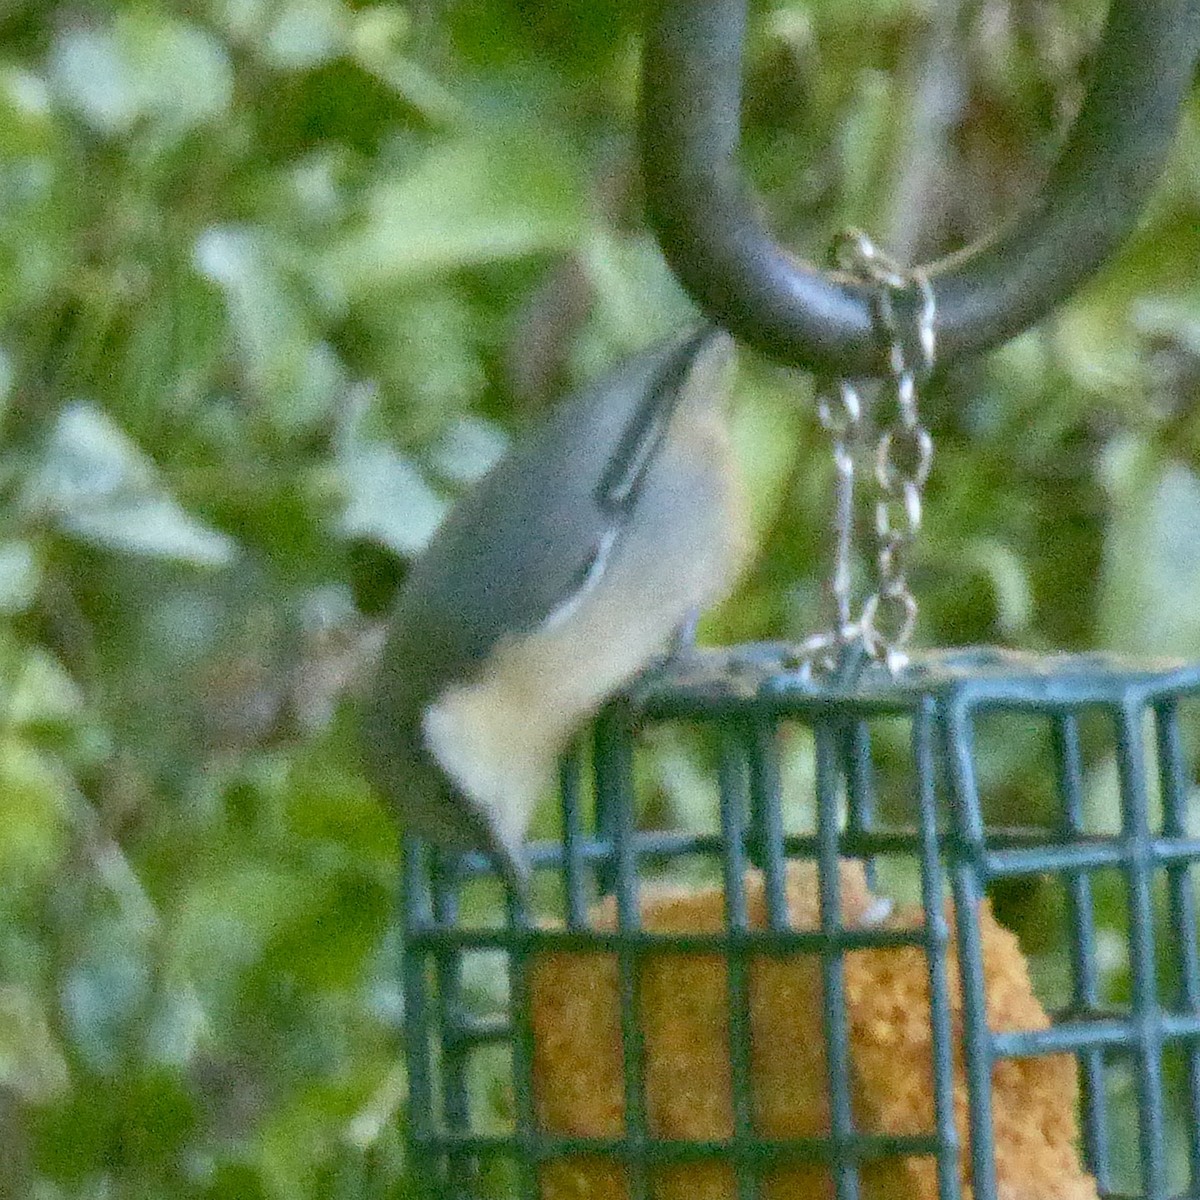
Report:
421,424,749,855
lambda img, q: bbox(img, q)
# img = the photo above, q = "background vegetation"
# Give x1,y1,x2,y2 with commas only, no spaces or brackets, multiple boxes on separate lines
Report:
0,0,1198,1196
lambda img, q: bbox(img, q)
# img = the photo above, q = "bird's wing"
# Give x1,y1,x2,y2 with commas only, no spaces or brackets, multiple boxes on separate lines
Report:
383,328,722,703
593,325,717,516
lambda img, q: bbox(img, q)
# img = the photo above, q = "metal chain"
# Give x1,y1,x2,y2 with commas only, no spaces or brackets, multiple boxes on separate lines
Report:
817,378,861,646
804,230,937,678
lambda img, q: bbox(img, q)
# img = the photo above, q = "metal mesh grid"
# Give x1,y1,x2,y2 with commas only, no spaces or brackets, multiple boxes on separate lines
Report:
400,646,1200,1199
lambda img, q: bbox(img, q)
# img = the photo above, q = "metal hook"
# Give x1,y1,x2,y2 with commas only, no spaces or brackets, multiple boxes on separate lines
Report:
640,0,1200,375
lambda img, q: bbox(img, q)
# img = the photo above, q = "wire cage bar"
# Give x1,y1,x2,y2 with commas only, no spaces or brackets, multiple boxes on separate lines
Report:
400,646,1200,1199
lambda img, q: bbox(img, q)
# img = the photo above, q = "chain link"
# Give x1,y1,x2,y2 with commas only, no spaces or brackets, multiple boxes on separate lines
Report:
816,379,861,644
804,229,937,677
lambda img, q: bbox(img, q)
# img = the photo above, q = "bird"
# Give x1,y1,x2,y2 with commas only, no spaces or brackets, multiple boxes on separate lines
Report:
361,325,751,890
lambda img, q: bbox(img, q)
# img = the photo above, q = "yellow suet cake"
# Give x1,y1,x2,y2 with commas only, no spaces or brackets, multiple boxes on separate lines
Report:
529,861,1097,1200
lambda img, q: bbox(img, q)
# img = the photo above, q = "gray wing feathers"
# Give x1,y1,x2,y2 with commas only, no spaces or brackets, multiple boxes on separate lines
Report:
379,331,711,709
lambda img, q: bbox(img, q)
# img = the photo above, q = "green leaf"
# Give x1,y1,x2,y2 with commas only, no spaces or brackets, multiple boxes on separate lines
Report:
263,0,349,69
258,1072,385,1197
262,868,391,991
348,5,411,67
0,67,60,159
348,287,488,445
168,864,317,988
22,401,239,566
0,540,40,614
334,383,448,557
60,920,153,1073
323,131,582,295
572,230,697,363
4,645,83,731
337,441,446,557
285,752,397,870
114,1069,199,1169
50,15,233,137
429,416,508,486
30,1078,117,1182
0,75,76,318
194,225,347,432
0,985,70,1103
1098,436,1200,657
202,1162,273,1200
363,56,462,127
729,366,811,537
0,736,68,884
0,346,12,433
960,538,1034,636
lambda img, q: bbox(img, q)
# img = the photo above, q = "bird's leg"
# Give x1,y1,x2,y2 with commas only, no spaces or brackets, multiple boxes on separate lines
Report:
625,606,705,709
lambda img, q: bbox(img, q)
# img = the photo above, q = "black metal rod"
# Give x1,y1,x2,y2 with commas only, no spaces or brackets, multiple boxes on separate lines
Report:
913,698,962,1200
716,729,758,1200
421,1129,944,1162
430,856,476,1198
400,843,441,1189
1051,713,1112,1190
1156,701,1200,1190
814,722,861,1200
406,924,931,954
640,0,1200,374
503,883,539,1200
942,697,999,1200
745,715,789,925
558,744,589,928
1116,701,1168,1199
596,711,652,1200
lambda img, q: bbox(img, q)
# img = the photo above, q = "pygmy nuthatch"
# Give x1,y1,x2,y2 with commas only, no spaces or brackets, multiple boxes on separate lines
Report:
362,326,751,889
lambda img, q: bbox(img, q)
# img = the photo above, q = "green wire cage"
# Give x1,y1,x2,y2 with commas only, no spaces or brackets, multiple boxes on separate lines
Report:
396,1,1200,1196
401,648,1200,1199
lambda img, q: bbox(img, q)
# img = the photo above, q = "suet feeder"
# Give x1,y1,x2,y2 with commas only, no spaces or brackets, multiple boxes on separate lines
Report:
398,2,1200,1197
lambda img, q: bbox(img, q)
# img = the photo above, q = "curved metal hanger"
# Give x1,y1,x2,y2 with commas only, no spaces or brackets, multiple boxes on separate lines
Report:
640,0,1200,375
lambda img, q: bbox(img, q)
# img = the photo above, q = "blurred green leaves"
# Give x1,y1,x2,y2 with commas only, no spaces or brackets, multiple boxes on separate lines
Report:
0,985,70,1104
0,0,1197,1196
0,735,67,887
334,383,447,556
50,16,233,139
0,539,40,613
23,401,240,565
1099,437,1200,657
324,130,583,296
195,225,346,434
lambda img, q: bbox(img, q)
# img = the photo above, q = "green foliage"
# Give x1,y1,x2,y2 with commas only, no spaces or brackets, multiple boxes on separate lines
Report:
0,0,1198,1195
